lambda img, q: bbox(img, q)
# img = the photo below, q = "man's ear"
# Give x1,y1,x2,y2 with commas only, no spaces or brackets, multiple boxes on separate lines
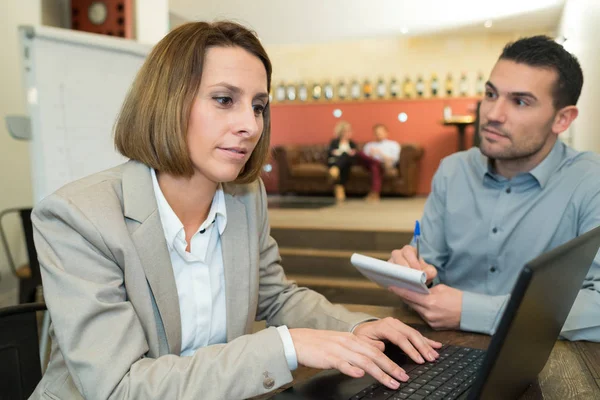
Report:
553,105,579,135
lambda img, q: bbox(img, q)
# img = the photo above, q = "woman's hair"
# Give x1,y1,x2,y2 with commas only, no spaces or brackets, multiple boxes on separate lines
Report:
114,21,272,184
334,121,351,138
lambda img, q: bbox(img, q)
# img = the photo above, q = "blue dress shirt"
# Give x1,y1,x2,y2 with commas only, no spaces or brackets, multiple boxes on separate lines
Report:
416,140,600,341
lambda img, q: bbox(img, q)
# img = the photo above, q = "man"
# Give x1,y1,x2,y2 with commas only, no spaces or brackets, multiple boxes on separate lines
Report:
359,124,401,201
389,35,600,341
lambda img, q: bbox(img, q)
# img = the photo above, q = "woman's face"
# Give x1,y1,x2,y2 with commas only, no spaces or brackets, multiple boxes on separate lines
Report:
341,125,353,140
186,46,268,184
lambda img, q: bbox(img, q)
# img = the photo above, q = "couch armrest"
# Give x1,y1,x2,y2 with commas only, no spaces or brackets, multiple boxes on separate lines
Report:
397,143,424,196
273,146,292,194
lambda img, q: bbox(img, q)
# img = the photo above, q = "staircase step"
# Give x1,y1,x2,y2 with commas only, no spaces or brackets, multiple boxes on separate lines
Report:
271,227,412,252
287,274,401,307
280,248,389,278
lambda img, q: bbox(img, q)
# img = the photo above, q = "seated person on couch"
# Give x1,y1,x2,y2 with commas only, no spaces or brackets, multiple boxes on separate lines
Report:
360,124,401,201
328,121,358,201
388,35,600,342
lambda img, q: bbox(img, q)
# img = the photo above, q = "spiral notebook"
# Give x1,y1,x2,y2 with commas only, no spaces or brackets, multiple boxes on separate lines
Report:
350,253,430,294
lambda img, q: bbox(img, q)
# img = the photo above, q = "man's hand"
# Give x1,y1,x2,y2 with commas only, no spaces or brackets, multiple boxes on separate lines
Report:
389,285,463,330
289,321,442,390
389,245,437,283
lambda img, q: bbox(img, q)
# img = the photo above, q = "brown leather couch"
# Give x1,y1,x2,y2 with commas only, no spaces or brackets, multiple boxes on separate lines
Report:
273,143,424,196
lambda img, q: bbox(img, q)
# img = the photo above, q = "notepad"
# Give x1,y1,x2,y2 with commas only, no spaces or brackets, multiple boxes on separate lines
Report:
350,253,430,295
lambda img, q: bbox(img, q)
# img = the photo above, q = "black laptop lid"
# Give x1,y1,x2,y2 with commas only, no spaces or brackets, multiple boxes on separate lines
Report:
468,224,600,400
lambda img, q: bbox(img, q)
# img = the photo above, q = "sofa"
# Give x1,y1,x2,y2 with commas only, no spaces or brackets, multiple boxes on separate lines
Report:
273,143,424,197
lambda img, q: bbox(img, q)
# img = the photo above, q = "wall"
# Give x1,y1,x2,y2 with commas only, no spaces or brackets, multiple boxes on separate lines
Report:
0,0,42,296
266,30,551,98
270,98,477,195
559,0,600,153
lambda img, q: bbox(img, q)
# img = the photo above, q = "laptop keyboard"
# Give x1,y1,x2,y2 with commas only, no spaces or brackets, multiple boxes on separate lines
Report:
348,345,486,400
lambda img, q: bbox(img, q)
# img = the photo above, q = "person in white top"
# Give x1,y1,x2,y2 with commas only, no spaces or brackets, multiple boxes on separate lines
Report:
29,21,441,400
358,124,401,201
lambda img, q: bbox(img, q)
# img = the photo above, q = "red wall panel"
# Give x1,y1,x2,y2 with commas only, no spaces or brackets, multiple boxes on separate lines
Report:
270,98,479,195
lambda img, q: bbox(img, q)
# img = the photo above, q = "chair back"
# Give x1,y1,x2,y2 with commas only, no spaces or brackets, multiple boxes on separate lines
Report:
0,208,41,303
0,302,46,400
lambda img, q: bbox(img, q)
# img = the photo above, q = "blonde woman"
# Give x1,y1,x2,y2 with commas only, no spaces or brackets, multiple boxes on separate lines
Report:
30,21,440,400
327,121,358,201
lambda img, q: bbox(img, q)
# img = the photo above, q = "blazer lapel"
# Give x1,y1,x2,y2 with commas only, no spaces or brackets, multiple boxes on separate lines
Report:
221,187,251,341
122,161,182,355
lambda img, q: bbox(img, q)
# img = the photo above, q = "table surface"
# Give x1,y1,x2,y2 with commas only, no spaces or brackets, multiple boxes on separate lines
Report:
258,303,600,400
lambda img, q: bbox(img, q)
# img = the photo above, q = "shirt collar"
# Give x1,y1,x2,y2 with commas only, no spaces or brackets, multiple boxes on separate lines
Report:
150,168,228,250
477,139,565,188
528,140,565,188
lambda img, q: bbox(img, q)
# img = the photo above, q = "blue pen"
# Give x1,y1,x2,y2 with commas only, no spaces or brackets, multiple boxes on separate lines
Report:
414,220,421,260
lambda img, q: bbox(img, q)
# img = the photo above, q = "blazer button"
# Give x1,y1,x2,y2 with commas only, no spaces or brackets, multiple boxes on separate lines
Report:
263,375,275,390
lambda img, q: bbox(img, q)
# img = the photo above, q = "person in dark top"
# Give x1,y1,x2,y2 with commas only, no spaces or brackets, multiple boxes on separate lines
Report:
327,121,357,201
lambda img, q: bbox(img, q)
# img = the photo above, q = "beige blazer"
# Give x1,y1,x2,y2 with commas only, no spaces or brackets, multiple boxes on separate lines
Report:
30,160,372,400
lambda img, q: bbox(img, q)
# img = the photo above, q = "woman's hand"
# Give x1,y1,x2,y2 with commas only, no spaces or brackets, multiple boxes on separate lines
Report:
289,322,441,390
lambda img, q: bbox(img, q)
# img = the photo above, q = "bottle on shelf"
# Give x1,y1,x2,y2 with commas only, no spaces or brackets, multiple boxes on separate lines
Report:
298,82,308,102
350,79,361,100
286,83,296,101
376,77,386,99
337,80,348,100
416,75,425,97
476,71,485,96
312,82,322,101
459,72,469,97
363,79,373,99
275,82,286,102
389,77,400,98
402,76,414,98
324,81,334,100
445,73,454,97
430,73,439,97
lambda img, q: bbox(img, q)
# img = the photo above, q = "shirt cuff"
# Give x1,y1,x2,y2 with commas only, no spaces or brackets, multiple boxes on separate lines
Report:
276,325,298,371
460,291,510,335
350,318,379,333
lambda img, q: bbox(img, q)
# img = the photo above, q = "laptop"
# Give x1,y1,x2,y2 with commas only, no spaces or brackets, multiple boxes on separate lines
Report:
273,225,600,400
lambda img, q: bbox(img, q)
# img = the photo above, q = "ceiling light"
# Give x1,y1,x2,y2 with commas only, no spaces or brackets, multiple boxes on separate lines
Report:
484,20,493,28
400,27,409,34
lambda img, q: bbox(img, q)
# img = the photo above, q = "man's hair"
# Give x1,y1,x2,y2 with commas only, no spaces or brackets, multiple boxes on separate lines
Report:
372,123,388,132
499,35,583,109
114,21,272,184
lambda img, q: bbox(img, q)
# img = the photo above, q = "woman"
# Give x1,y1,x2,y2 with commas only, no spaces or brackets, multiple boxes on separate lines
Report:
328,121,357,201
30,22,440,400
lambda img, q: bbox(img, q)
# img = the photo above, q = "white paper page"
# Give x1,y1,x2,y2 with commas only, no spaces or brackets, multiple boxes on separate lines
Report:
351,253,430,295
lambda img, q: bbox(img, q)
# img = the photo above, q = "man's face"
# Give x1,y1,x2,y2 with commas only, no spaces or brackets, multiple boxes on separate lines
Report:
479,59,559,161
374,126,388,141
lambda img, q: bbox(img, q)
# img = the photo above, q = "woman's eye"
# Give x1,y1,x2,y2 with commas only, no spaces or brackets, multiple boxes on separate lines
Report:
214,97,233,106
253,104,265,116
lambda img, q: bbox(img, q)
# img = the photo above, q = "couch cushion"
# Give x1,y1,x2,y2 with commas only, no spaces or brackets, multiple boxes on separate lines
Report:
291,163,329,178
350,165,399,178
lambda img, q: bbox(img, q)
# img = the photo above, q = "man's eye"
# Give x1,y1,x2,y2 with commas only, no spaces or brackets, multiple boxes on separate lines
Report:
514,98,527,106
485,90,496,99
